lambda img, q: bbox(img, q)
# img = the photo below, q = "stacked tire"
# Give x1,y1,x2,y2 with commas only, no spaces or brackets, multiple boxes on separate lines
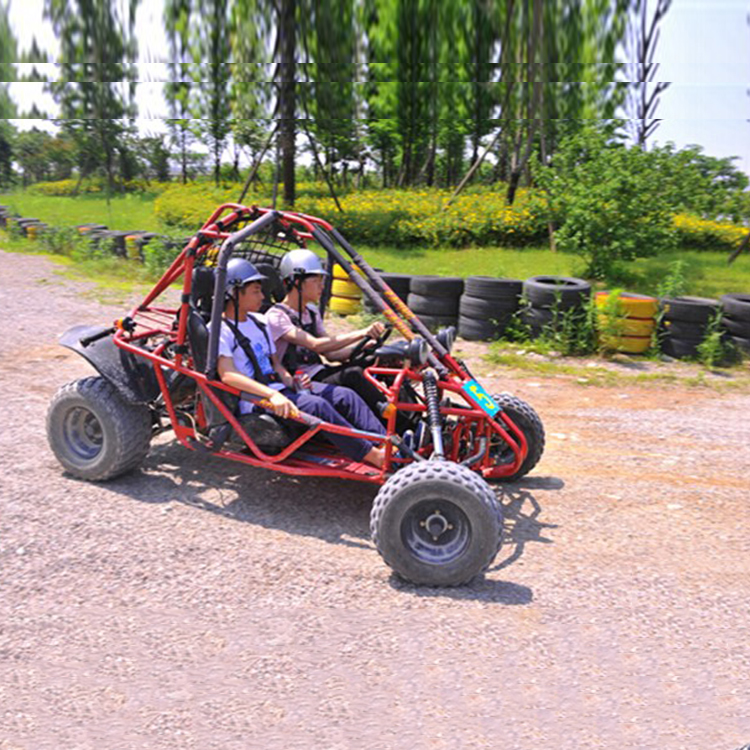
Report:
458,277,522,341
329,263,362,315
659,296,719,359
407,276,464,331
595,291,658,354
522,276,592,338
720,294,750,355
364,272,412,314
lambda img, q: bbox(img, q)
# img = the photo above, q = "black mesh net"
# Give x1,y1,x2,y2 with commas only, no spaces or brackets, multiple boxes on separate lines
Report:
195,215,306,271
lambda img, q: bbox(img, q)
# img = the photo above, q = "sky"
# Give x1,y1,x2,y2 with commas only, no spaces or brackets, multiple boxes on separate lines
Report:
7,0,750,177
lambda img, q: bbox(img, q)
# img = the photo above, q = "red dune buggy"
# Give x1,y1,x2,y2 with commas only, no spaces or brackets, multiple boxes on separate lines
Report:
46,205,545,586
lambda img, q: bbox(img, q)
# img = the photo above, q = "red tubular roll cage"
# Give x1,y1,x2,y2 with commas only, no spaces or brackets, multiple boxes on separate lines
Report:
110,203,528,484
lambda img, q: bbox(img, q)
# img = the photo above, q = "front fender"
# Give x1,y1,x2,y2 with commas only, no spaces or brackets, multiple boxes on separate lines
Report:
60,324,160,404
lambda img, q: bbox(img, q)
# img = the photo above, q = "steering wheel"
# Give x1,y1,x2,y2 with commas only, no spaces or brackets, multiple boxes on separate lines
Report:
347,323,393,365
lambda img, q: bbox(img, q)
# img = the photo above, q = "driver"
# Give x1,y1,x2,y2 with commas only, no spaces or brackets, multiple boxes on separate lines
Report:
266,249,390,422
217,258,387,468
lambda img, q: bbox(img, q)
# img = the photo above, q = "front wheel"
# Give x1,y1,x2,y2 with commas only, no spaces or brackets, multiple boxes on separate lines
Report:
46,376,152,481
370,462,503,586
488,393,545,482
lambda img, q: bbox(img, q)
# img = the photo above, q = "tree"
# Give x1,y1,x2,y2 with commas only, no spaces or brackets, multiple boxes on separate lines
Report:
277,0,296,204
303,0,359,186
164,0,194,183
625,0,672,148
139,135,172,182
44,0,139,192
0,1,16,186
230,0,275,188
539,125,676,279
192,0,232,185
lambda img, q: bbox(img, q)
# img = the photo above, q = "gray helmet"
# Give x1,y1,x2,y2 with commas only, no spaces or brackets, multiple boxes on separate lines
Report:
279,249,328,286
224,258,266,299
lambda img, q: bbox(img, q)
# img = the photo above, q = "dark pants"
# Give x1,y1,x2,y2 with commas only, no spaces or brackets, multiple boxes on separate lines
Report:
314,365,412,434
313,365,386,419
284,382,385,462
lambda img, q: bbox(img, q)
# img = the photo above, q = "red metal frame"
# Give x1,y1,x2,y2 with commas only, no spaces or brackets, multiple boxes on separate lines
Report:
109,204,528,485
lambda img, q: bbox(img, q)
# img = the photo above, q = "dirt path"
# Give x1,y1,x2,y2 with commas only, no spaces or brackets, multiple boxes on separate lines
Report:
2,249,750,750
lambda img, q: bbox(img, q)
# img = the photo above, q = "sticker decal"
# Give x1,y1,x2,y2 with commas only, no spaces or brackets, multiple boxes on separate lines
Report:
462,379,500,417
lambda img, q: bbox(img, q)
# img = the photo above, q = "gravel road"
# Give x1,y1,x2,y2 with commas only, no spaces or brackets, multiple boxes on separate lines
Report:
2,249,750,750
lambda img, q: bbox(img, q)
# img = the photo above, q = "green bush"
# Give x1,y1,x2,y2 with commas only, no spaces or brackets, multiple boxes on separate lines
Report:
539,126,678,279
142,235,187,276
154,182,549,247
28,177,171,197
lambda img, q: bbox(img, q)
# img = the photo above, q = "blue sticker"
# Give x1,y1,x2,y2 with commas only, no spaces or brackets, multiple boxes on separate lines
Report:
461,379,500,417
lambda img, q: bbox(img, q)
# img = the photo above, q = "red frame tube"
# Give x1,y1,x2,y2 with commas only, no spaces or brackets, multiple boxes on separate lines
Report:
109,203,528,483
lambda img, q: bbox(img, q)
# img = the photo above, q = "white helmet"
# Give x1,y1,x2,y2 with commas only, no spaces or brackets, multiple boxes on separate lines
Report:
279,249,328,287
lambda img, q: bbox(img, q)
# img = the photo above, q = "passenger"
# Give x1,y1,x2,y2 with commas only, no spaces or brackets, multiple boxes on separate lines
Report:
266,249,389,422
216,258,386,468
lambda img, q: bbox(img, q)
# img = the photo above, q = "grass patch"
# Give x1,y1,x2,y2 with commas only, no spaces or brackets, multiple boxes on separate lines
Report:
359,245,750,298
2,190,749,299
483,342,750,391
0,190,170,232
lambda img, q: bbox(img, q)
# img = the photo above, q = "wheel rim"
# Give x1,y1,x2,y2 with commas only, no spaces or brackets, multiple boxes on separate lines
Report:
401,499,471,565
63,406,104,462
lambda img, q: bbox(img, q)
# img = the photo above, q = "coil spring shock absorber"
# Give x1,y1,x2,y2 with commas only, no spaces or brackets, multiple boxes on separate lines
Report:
422,370,445,460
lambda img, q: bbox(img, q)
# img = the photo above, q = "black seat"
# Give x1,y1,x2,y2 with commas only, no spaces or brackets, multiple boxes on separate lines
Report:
256,262,286,313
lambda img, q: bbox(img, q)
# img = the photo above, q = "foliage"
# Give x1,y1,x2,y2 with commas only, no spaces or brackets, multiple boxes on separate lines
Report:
44,0,139,192
28,177,169,197
164,0,194,184
192,0,232,185
14,128,76,184
153,181,549,245
651,144,750,222
142,233,189,276
539,125,678,279
673,213,748,253
656,259,689,299
696,310,737,369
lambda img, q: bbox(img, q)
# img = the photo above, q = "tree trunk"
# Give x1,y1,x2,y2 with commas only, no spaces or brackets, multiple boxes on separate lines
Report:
279,0,296,207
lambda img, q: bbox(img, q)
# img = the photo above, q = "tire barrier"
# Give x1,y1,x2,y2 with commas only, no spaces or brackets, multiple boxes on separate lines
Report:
595,291,657,354
24,222,49,240
720,293,750,354
363,272,412,314
125,232,158,261
659,296,719,359
522,275,591,339
458,277,522,341
3,212,748,358
406,275,463,330
329,262,363,316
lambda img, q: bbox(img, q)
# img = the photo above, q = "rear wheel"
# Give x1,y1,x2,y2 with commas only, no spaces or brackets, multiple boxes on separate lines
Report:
47,376,152,481
370,462,503,586
488,393,545,482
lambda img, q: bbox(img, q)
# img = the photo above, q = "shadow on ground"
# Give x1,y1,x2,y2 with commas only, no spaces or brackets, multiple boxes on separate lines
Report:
101,439,562,597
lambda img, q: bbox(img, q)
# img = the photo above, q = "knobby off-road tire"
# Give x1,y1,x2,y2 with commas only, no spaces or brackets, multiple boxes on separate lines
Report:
47,376,152,481
370,462,503,586
490,393,545,482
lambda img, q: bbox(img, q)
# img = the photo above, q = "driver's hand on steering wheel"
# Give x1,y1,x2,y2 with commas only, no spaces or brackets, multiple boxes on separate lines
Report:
366,321,386,339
